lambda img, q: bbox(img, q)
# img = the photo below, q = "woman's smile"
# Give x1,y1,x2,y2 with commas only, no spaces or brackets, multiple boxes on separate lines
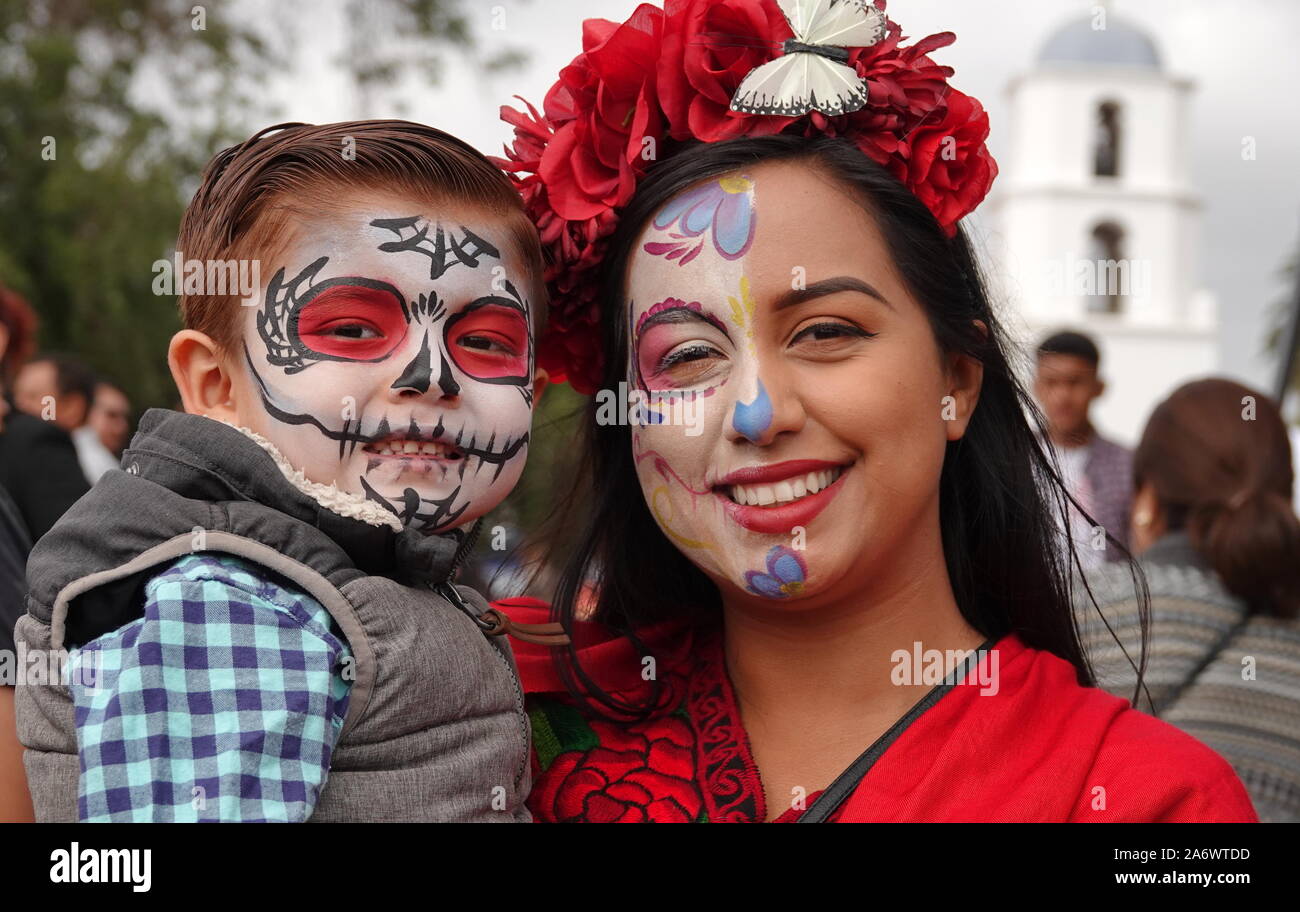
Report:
714,459,852,534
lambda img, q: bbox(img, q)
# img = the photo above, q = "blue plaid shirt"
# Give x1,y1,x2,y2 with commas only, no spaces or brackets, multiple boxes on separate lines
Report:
69,553,352,822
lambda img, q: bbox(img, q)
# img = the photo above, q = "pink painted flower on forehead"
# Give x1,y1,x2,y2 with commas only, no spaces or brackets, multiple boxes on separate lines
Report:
642,175,757,265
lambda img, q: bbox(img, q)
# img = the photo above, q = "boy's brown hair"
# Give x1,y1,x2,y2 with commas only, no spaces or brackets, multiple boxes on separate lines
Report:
177,120,546,356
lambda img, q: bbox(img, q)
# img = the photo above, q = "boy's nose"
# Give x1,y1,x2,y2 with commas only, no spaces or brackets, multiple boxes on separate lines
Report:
391,330,460,398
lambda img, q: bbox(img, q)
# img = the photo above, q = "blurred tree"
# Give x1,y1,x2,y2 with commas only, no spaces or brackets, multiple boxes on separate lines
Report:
341,0,531,117
0,0,528,414
0,0,271,410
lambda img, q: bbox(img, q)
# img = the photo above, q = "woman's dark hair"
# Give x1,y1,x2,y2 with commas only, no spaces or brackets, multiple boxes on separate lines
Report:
1134,378,1300,618
544,134,1150,718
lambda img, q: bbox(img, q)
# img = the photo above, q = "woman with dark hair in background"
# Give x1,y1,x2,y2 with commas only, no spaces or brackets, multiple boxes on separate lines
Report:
0,284,50,821
0,289,90,554
1080,378,1300,821
0,287,37,633
491,0,1256,822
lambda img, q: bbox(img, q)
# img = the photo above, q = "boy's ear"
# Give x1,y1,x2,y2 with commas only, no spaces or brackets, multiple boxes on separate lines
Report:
531,368,549,412
168,330,240,423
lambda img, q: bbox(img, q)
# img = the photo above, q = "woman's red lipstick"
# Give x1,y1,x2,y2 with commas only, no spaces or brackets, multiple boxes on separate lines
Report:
714,459,851,534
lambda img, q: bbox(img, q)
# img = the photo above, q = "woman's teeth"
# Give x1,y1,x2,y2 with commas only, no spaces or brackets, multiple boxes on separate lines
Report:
727,467,845,506
365,439,460,459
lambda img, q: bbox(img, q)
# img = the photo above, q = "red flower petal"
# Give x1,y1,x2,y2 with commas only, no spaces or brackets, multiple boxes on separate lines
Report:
583,791,641,823
645,795,695,823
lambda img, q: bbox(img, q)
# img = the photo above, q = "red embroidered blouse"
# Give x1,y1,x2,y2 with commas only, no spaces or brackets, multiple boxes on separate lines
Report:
500,597,1259,823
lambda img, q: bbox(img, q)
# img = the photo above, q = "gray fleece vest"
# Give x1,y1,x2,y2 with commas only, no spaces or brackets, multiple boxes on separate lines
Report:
15,408,531,822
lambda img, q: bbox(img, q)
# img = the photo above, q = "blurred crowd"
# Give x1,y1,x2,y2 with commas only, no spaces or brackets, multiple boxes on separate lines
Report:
1034,328,1300,822
0,287,134,649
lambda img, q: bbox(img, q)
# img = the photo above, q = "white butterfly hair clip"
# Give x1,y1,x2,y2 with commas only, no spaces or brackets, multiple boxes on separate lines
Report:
730,0,887,117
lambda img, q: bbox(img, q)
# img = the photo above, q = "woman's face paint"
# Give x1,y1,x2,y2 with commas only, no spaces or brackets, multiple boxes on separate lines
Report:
231,192,539,533
732,379,773,443
625,163,970,603
642,175,757,264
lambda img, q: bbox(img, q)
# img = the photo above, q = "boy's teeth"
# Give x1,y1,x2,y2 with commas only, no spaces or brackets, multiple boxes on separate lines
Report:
368,438,453,458
728,466,844,506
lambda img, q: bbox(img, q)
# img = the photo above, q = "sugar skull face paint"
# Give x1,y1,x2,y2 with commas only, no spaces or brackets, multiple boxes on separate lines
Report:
732,379,773,443
642,175,758,265
232,193,539,533
625,163,979,605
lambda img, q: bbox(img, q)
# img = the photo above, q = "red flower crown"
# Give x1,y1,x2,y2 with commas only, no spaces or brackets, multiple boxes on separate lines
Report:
492,0,998,394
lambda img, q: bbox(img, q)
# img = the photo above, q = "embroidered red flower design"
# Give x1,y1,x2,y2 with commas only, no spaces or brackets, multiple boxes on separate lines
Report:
532,715,703,823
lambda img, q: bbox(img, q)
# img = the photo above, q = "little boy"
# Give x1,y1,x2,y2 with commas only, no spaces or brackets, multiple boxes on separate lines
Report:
13,121,562,821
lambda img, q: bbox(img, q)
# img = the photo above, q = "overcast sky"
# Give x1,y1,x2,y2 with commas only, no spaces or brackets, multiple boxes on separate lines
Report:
248,0,1300,393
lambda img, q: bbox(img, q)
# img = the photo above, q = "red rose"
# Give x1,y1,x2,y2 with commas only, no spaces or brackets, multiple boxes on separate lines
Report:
854,30,954,115
899,88,998,234
657,0,796,142
806,27,955,172
538,313,604,395
530,715,702,823
494,97,618,393
537,5,666,222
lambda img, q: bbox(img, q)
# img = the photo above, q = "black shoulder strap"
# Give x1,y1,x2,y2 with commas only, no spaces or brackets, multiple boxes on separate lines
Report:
798,638,998,823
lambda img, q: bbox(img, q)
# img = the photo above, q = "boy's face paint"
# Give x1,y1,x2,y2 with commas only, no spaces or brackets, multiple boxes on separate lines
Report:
625,163,965,603
233,195,538,533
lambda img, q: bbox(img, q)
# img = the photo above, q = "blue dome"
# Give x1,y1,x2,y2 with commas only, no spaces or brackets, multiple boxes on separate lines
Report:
1038,14,1161,69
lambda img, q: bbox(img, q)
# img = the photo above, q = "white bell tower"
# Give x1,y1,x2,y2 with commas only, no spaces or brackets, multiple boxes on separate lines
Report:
986,7,1218,444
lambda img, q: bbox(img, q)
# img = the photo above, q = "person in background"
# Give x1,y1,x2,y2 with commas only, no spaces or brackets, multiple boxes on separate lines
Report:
1079,378,1300,821
1033,330,1133,569
0,295,89,549
0,288,37,629
0,286,48,822
13,353,118,483
88,379,132,458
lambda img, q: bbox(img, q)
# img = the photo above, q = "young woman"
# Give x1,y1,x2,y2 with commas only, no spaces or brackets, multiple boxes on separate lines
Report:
492,0,1257,822
1080,378,1300,822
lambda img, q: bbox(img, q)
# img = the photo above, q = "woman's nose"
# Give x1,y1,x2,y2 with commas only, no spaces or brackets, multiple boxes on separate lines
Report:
725,369,804,446
731,378,772,442
390,330,460,399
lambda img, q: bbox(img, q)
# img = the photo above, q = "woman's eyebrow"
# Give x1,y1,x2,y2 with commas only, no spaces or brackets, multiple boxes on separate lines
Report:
773,276,894,312
636,303,732,339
